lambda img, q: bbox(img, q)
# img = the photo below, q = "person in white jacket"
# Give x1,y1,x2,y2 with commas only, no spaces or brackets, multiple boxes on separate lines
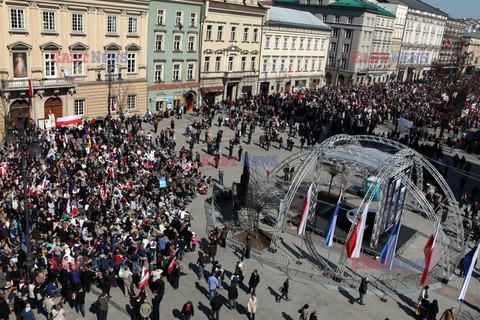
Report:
247,293,258,320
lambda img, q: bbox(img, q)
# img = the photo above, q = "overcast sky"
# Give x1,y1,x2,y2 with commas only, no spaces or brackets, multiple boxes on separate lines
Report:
422,0,480,19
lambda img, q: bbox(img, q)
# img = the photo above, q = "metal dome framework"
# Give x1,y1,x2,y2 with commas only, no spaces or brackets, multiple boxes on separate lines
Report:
265,134,464,281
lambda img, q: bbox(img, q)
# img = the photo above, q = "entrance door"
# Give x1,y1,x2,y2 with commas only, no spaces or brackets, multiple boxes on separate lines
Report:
226,85,235,101
9,100,30,125
260,82,269,95
44,98,63,120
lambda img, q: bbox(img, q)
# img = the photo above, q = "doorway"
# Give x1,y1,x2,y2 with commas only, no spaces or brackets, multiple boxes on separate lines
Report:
44,97,63,120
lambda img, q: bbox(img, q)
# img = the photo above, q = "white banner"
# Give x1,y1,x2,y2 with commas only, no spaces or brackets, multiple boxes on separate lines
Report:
398,117,413,129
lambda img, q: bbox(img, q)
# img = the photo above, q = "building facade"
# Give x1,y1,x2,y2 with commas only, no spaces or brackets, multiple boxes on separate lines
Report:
384,0,448,81
259,7,330,95
463,32,480,71
275,0,396,85
0,0,149,136
147,0,203,112
199,0,267,103
438,18,467,69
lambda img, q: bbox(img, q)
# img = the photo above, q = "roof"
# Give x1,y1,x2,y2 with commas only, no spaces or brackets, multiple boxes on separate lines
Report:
380,0,448,16
266,6,332,30
328,0,396,18
464,32,480,40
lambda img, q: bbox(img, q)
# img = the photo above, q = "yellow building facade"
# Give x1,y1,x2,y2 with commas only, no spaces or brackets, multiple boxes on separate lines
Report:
0,0,149,135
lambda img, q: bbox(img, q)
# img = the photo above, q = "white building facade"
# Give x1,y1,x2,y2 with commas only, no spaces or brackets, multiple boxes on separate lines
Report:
259,7,331,95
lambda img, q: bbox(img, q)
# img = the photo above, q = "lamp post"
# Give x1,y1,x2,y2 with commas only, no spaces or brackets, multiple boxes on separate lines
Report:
5,114,42,282
97,64,122,146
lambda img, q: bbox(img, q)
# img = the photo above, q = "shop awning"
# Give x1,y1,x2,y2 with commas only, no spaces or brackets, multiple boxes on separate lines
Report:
201,86,224,93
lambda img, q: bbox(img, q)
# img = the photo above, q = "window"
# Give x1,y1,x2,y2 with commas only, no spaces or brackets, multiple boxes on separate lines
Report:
128,17,138,34
155,64,163,82
187,63,195,80
72,53,84,76
173,64,181,81
348,17,353,24
72,13,84,32
265,36,271,49
335,15,340,23
215,57,221,71
206,25,212,40
74,100,84,115
289,59,293,71
10,8,25,29
318,58,323,71
253,28,259,42
106,53,117,74
190,13,197,27
332,28,339,37
251,57,256,71
340,58,347,69
188,35,196,51
228,56,234,71
44,53,56,77
311,59,316,71
155,34,164,51
330,42,336,51
304,59,308,71
109,97,117,113
328,56,334,67
299,38,304,49
262,59,268,72
107,16,117,33
43,11,55,31
314,39,319,50
321,39,325,50
204,57,210,72
230,26,236,41
217,25,223,40
157,9,165,25
127,95,136,111
175,11,183,26
241,57,246,71
291,38,296,49
297,59,301,71
345,30,352,38
272,59,277,72
274,37,280,49
280,59,285,71
127,53,136,73
173,34,182,51
283,37,288,49
243,27,249,41
307,39,311,50
323,14,327,22
343,44,349,53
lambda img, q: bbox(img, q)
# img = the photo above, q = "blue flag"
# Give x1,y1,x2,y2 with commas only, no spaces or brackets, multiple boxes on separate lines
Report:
378,218,402,270
159,177,167,188
323,192,342,248
458,241,480,301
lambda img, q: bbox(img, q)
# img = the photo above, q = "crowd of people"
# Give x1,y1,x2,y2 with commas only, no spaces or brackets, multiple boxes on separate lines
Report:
0,78,477,320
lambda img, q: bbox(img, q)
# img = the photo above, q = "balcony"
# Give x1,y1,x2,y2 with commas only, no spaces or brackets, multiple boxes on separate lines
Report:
200,71,257,80
200,72,226,79
4,78,75,91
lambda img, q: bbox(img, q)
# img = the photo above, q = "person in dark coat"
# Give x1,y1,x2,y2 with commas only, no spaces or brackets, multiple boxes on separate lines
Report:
210,293,223,320
248,270,260,294
181,301,194,320
427,299,439,320
356,277,368,305
276,278,290,302
227,282,238,309
244,235,252,259
0,296,10,320
151,290,162,320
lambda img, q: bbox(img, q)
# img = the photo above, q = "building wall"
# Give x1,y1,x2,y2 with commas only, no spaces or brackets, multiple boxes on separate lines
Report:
259,24,330,94
439,19,467,67
147,0,203,112
0,0,149,134
199,0,267,102
465,36,480,69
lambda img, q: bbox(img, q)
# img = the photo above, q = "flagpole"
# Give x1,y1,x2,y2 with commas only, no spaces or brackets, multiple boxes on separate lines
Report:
457,300,464,318
297,235,304,264
381,217,404,302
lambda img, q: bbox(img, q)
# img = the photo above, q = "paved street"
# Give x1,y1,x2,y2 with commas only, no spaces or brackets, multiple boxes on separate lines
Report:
32,113,480,320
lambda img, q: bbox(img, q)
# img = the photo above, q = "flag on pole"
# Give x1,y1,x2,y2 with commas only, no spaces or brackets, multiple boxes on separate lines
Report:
458,241,480,301
323,191,342,248
167,257,177,274
378,218,402,270
27,80,34,97
71,200,78,216
420,223,440,285
139,267,150,289
66,199,71,214
109,167,115,180
345,202,370,259
41,176,48,191
297,183,314,236
0,164,8,177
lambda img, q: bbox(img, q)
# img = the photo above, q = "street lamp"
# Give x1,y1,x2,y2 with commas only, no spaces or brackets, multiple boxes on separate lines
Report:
97,64,122,145
5,114,42,282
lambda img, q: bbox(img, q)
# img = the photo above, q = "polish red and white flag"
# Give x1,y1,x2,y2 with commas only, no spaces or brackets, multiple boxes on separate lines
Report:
139,267,150,289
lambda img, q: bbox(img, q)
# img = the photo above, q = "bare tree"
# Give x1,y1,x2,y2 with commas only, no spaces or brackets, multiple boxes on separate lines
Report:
431,38,479,138
0,76,9,138
111,80,137,117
